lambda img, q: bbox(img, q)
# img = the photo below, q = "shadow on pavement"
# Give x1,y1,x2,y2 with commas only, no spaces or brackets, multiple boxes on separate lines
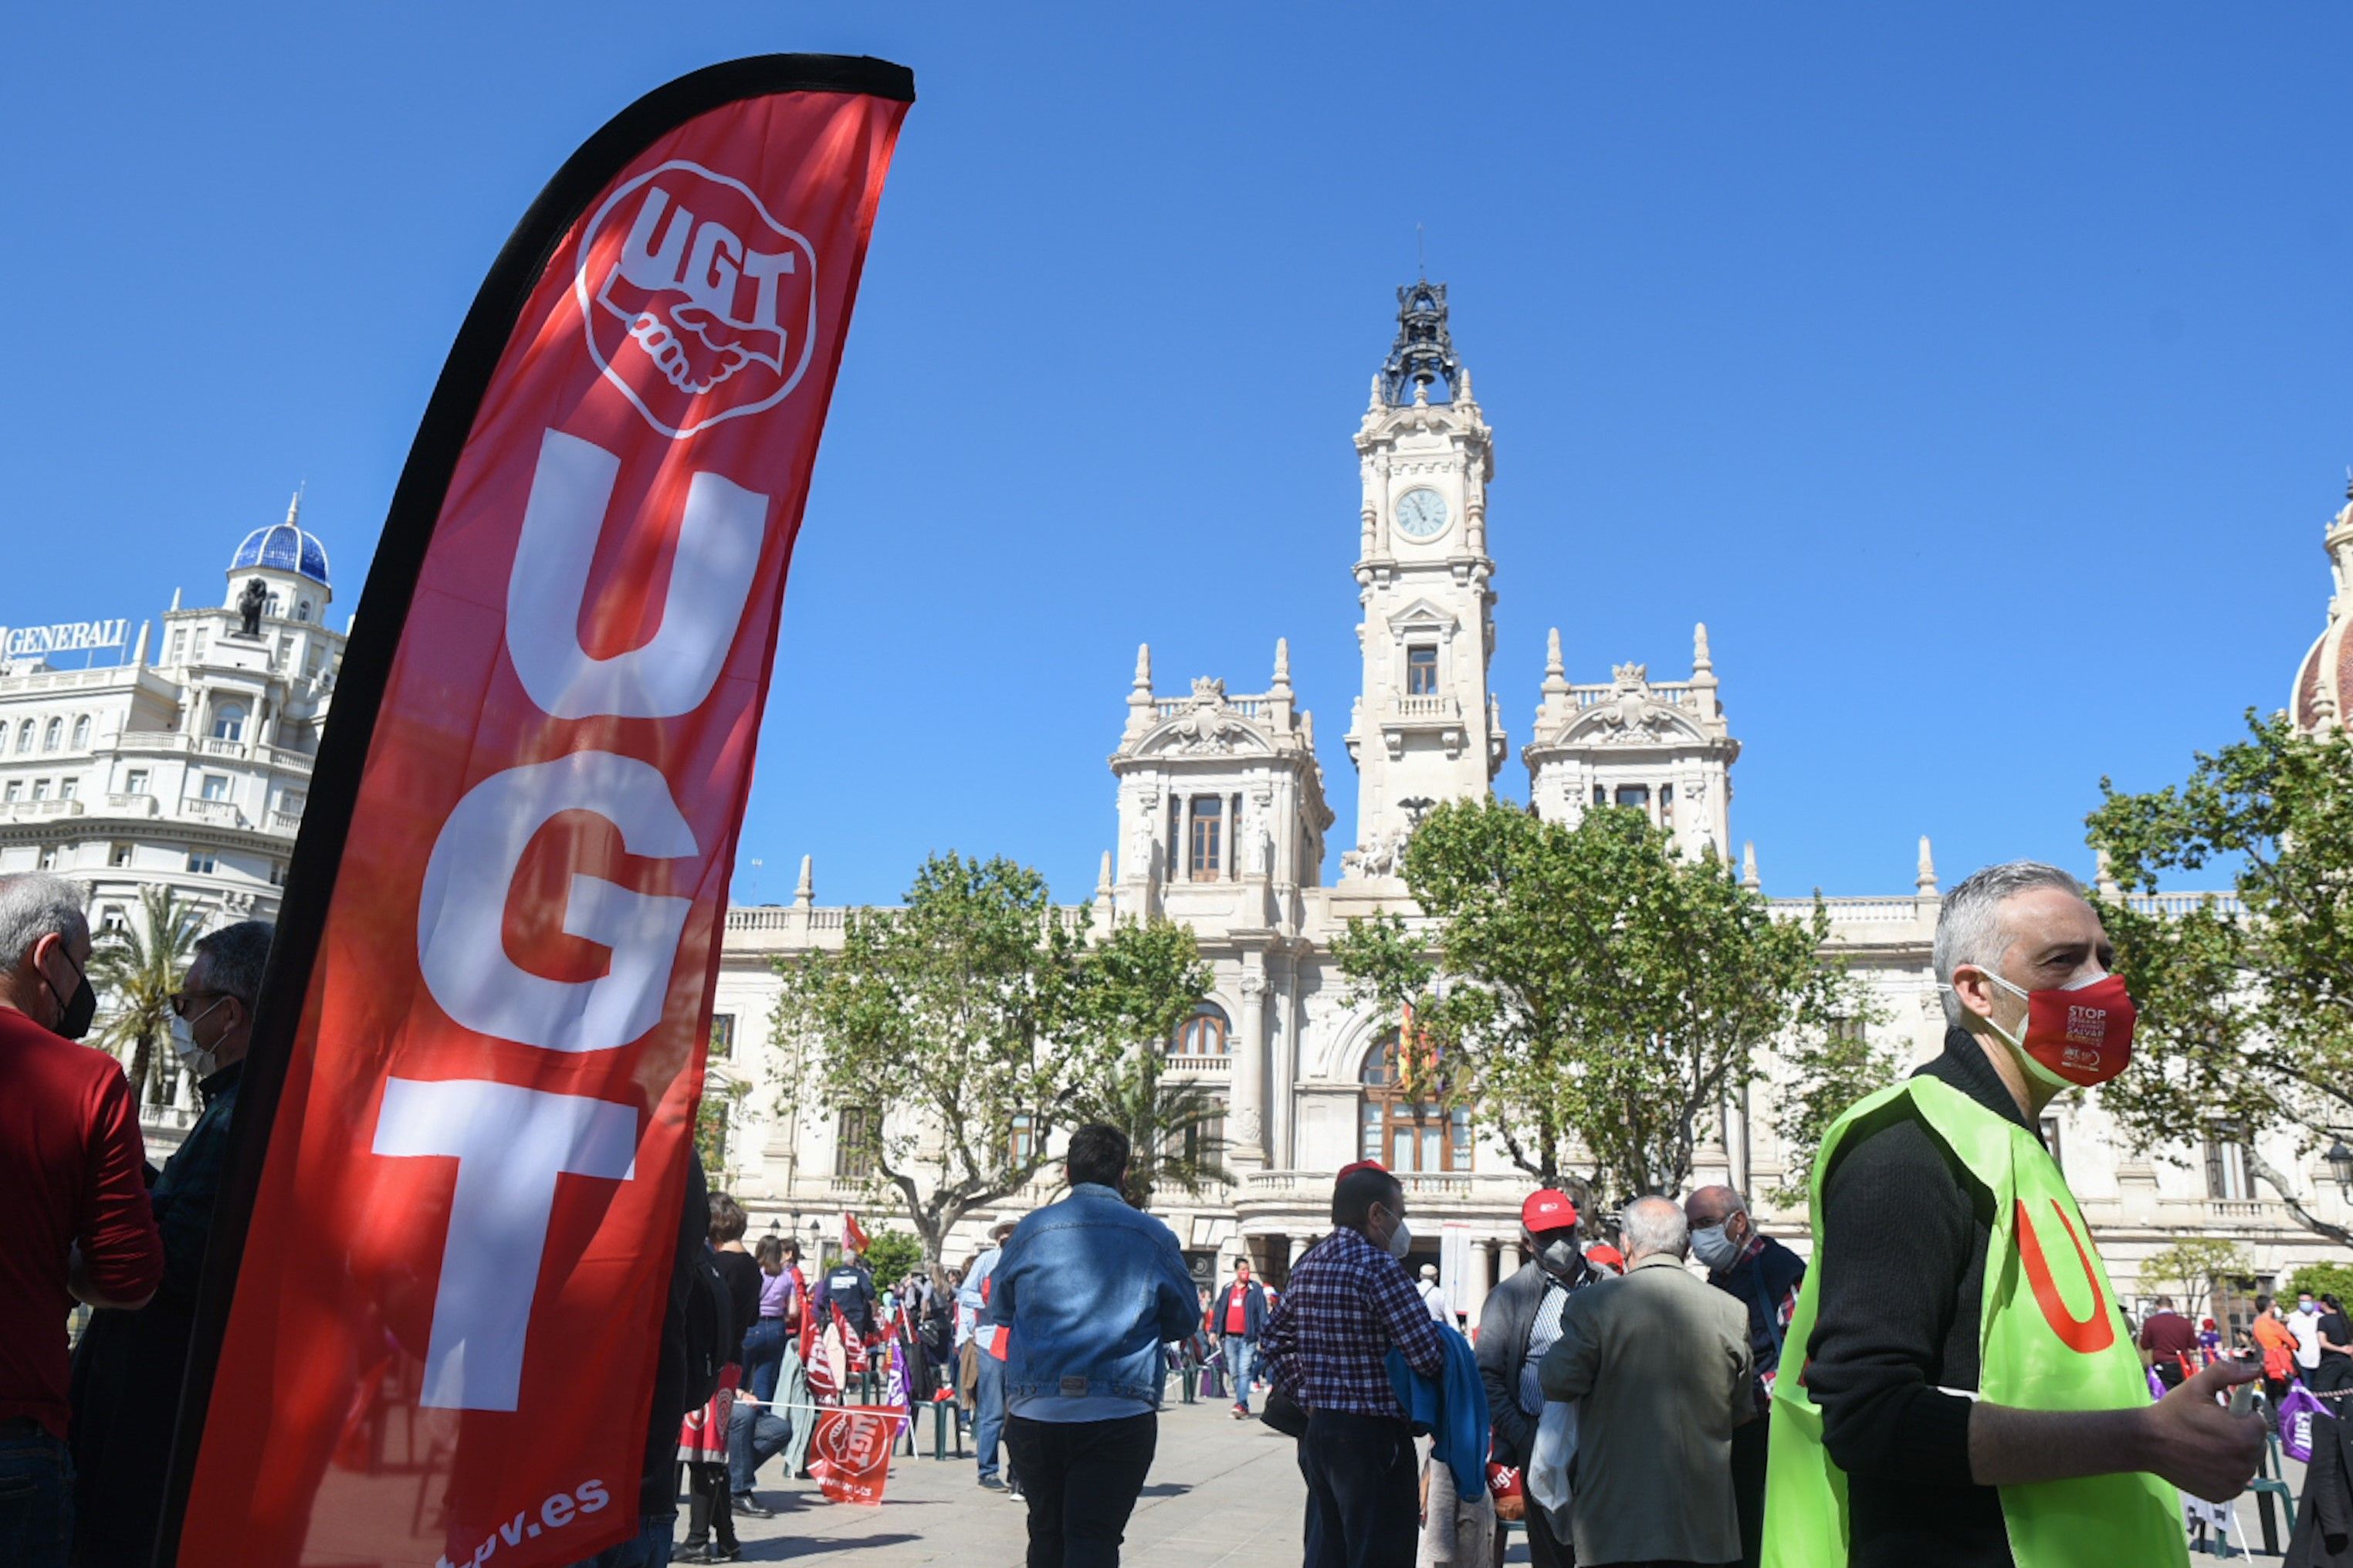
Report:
741,1532,922,1560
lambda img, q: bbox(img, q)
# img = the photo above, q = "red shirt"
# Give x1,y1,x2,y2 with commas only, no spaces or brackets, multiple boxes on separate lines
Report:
2139,1310,2199,1363
0,1007,164,1438
1224,1284,1250,1335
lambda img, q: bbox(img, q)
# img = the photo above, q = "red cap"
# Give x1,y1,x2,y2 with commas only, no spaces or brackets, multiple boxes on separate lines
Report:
1336,1160,1389,1183
1586,1243,1624,1270
1521,1189,1579,1233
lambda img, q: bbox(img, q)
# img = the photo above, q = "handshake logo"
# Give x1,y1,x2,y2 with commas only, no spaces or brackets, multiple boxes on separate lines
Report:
575,160,818,439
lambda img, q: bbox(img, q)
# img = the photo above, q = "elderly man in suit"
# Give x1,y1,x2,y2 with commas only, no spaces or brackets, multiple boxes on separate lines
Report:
1539,1195,1752,1568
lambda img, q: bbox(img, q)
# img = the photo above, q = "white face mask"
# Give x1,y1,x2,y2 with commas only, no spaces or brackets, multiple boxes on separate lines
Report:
170,997,229,1080
1384,1214,1413,1260
1691,1222,1742,1272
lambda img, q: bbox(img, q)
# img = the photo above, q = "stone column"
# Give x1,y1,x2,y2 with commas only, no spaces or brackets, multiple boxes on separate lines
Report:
1268,953,1296,1169
1501,1239,1525,1278
1468,1240,1500,1329
1231,959,1269,1165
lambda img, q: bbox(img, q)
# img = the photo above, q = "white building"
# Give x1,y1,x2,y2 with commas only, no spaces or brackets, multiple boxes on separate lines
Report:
1,500,342,1122
709,286,2353,1324
46,296,2353,1326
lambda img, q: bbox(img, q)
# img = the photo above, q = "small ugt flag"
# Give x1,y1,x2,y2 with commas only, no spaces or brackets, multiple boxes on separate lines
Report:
808,1405,906,1505
844,1211,872,1252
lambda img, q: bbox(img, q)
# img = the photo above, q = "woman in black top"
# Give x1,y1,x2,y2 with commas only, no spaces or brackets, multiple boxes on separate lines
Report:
680,1193,767,1563
2315,1295,2353,1395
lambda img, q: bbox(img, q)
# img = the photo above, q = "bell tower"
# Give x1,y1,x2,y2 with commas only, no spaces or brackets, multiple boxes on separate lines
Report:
1341,283,1505,876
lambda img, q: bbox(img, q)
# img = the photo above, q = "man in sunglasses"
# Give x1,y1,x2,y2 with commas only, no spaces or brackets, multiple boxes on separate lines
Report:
71,918,273,1568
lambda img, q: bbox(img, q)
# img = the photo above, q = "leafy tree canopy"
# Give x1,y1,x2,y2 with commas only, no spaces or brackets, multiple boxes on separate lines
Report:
2139,1238,2252,1307
862,1229,924,1285
2086,713,2353,1248
1334,798,1864,1206
89,886,205,1106
2287,1262,2353,1304
773,853,1207,1271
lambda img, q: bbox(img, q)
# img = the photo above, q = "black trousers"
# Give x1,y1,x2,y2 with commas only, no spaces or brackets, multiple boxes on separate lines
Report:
1729,1415,1769,1568
1300,1411,1417,1568
681,1461,734,1551
1004,1411,1158,1568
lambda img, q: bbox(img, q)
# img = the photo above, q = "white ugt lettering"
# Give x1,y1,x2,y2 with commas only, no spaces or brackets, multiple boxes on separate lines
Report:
506,428,767,720
372,1077,637,1411
418,750,696,1054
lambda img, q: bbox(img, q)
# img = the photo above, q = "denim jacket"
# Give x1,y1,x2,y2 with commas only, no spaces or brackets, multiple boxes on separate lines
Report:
986,1183,1200,1405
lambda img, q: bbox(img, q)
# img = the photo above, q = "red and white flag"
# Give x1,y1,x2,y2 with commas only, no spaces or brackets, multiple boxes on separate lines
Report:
161,56,912,1568
843,1210,872,1253
807,1405,906,1506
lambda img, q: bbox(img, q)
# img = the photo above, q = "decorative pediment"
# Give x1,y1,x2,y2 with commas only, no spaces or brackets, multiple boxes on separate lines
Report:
1139,684,1275,757
1562,684,1707,748
1386,598,1461,643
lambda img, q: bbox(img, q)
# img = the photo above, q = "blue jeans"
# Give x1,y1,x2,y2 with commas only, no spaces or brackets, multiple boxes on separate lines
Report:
0,1420,71,1568
976,1350,1010,1482
1223,1336,1256,1411
742,1317,788,1406
726,1400,791,1495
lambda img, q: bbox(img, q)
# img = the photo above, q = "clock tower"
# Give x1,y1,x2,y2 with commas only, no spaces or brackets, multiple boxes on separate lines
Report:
1342,283,1505,875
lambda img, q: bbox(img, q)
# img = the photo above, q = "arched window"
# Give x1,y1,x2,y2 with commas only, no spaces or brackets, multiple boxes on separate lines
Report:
15,719,32,753
210,702,246,743
70,715,89,750
42,718,61,751
1359,1031,1471,1173
1173,1001,1231,1056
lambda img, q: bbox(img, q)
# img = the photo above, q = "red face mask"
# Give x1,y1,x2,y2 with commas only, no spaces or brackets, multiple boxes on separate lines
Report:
1986,970,2138,1089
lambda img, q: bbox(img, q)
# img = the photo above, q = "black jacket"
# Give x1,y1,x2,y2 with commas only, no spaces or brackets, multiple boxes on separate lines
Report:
69,1062,244,1568
1807,1032,2028,1567
2290,1409,2353,1568
1475,1258,1583,1468
1207,1277,1270,1342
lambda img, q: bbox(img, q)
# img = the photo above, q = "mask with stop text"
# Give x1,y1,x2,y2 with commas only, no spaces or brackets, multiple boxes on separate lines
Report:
1983,969,2137,1090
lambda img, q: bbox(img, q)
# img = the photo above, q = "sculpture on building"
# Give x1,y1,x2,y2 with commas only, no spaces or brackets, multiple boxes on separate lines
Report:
235,577,269,638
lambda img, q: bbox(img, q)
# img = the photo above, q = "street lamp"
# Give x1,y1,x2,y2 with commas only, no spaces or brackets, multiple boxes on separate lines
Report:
2326,1140,2353,1201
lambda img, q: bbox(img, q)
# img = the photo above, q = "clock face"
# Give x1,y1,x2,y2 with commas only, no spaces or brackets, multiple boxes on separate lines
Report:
1395,487,1450,540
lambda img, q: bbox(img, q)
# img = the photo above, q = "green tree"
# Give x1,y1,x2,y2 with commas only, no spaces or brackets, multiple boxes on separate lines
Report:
695,1075,750,1175
2085,713,2353,1248
862,1229,924,1284
1064,917,1222,1210
2141,1238,2251,1312
2287,1263,2353,1303
1766,1010,1898,1207
1333,797,1861,1205
88,886,204,1106
773,853,1118,1274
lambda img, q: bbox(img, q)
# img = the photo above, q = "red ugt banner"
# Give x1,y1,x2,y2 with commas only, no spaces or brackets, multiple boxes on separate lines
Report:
807,1405,907,1506
168,57,912,1568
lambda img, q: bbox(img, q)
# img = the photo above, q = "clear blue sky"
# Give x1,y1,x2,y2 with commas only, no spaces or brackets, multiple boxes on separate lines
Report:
5,5,2348,907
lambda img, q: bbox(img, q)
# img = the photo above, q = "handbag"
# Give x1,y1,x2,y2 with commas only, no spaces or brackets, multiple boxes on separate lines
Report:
1486,1463,1526,1523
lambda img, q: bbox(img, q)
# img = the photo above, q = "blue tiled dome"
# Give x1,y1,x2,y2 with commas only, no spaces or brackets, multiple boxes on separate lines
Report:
230,516,330,588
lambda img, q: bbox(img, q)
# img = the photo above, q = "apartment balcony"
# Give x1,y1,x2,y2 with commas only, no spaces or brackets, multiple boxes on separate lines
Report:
178,798,245,829
5,798,85,821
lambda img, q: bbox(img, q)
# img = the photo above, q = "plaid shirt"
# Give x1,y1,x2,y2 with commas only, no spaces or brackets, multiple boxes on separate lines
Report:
1261,1226,1446,1418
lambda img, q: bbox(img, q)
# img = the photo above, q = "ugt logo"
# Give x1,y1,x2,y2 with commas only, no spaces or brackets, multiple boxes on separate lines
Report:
574,160,818,439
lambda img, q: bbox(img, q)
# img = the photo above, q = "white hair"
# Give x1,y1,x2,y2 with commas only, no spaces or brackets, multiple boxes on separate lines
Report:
1620,1195,1689,1263
1931,861,2084,1027
0,873,87,970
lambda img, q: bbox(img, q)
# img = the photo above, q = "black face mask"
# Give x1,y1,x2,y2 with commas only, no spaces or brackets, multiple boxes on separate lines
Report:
1536,1237,1585,1282
42,947,95,1041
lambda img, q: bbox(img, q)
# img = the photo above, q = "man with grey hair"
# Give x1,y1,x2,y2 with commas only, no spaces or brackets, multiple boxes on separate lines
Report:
71,918,273,1568
1541,1196,1752,1566
0,872,163,1566
1774,862,2261,1567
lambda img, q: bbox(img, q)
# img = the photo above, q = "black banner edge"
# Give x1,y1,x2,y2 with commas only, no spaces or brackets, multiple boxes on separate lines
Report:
151,52,913,1567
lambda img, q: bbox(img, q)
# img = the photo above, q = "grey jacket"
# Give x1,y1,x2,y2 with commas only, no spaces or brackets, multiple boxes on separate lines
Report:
1474,1259,1579,1466
1539,1252,1753,1567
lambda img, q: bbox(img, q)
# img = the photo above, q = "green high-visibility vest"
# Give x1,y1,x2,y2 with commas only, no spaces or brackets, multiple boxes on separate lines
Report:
1762,1075,2184,1568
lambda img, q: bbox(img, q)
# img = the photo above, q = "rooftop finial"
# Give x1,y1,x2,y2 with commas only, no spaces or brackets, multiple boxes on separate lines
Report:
1740,841,1761,891
1272,637,1292,690
286,489,302,526
1545,628,1565,679
1380,279,1461,405
1132,642,1152,692
1916,835,1938,895
1693,621,1713,675
794,854,814,909
1098,849,1114,896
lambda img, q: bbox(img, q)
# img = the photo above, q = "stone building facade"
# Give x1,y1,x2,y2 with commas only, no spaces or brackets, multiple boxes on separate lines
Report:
32,300,2353,1326
705,289,2353,1324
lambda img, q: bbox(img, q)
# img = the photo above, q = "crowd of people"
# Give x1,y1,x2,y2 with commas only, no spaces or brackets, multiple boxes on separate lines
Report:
0,859,2323,1568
